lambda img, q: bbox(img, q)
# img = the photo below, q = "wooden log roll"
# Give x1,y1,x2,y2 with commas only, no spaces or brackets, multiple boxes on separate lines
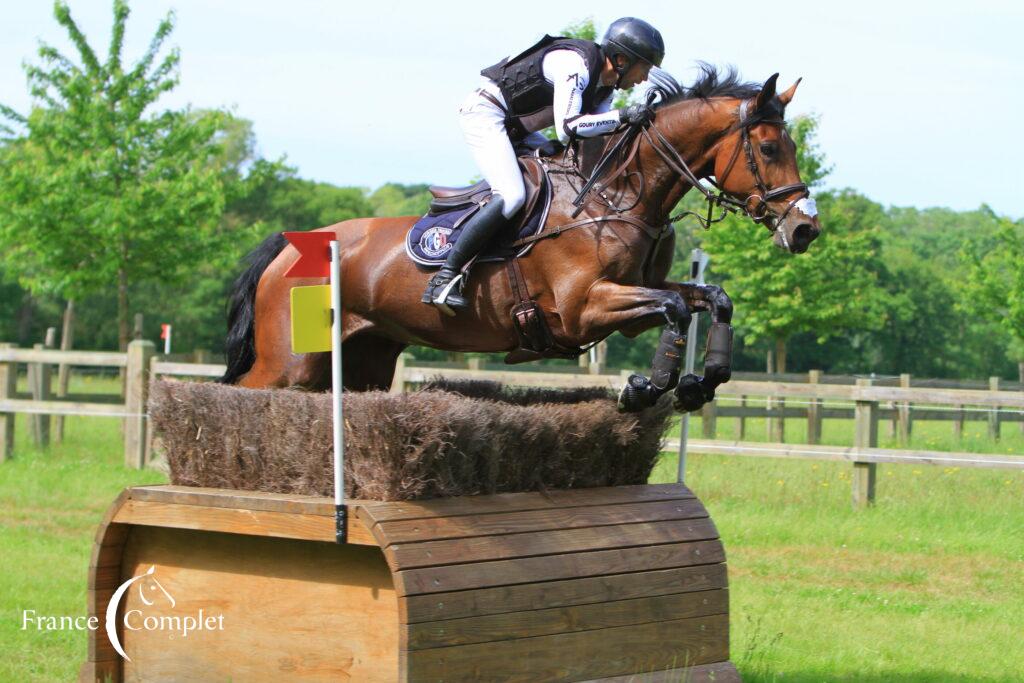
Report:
81,484,739,682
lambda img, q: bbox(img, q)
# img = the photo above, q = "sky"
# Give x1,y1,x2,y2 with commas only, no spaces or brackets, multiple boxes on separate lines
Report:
2,0,1022,218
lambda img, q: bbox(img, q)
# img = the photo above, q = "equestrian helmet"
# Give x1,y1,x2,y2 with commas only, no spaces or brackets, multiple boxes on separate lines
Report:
602,17,665,70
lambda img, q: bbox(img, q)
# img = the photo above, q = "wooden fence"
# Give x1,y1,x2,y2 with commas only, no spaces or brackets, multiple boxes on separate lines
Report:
2,345,1022,508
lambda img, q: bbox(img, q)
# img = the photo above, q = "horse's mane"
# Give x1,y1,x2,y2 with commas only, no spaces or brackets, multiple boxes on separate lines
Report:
572,63,781,175
673,62,763,102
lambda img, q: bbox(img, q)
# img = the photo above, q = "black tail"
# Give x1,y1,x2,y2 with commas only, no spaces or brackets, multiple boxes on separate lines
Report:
220,232,288,384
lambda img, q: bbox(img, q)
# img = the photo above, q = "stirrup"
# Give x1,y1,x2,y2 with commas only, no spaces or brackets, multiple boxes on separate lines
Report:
422,271,465,316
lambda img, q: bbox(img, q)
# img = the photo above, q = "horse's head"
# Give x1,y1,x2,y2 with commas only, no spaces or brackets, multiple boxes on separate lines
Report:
712,74,821,253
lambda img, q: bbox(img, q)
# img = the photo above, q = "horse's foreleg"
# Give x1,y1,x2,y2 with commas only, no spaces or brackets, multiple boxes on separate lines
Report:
657,282,734,412
569,281,691,413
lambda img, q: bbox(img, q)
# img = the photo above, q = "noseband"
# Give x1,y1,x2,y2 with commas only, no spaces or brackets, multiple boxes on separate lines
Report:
642,98,809,235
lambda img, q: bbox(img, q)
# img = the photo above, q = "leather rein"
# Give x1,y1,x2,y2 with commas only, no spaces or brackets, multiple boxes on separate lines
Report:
511,97,809,250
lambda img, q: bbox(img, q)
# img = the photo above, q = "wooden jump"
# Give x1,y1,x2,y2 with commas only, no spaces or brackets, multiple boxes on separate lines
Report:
81,484,739,682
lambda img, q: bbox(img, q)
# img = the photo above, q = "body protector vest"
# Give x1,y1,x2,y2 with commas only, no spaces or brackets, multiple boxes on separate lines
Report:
481,35,614,139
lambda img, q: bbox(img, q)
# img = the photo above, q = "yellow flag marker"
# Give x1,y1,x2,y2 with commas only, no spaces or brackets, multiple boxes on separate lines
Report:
290,285,332,353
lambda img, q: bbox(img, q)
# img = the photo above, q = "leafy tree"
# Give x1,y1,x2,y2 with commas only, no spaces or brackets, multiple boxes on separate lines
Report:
0,0,228,349
960,214,1024,367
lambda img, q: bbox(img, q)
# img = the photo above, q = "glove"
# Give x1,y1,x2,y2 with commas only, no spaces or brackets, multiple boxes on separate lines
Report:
619,103,654,126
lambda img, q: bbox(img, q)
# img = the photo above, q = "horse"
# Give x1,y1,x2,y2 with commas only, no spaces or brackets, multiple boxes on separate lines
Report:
220,66,821,412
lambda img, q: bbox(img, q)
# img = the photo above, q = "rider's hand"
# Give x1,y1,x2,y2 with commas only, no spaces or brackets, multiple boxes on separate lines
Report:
619,103,654,126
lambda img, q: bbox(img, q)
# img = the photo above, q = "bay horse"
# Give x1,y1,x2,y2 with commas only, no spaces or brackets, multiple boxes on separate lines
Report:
221,67,821,412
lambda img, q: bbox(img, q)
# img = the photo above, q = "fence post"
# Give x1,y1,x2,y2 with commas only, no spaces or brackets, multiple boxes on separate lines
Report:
390,353,408,394
1019,362,1024,436
898,373,912,445
124,340,155,469
853,378,878,509
953,403,964,440
989,377,1001,441
0,343,15,462
30,329,56,448
807,370,822,445
55,300,75,443
701,398,717,439
737,395,747,441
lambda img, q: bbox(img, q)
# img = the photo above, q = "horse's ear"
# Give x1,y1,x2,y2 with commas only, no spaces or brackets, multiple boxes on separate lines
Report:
755,73,780,111
778,77,802,106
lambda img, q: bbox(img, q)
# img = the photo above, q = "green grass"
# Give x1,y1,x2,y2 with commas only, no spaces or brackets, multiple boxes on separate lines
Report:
1,382,1022,681
0,412,165,683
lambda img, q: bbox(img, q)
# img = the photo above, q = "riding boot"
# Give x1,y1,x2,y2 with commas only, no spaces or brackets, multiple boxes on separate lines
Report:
422,197,509,315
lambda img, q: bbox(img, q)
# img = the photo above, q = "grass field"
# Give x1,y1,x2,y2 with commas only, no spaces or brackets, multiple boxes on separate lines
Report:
1,378,1022,681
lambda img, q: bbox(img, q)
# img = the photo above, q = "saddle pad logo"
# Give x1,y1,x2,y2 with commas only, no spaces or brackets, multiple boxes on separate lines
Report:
419,227,453,258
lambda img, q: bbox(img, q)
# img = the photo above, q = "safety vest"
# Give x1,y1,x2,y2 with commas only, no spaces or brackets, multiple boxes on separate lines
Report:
481,35,613,138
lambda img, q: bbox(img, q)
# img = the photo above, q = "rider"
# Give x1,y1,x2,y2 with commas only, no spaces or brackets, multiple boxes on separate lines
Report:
422,17,667,314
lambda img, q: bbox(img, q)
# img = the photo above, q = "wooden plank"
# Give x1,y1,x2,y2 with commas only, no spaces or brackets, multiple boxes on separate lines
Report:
387,516,718,569
376,498,708,546
112,499,377,546
151,361,226,378
130,484,346,516
0,398,130,417
403,366,625,389
395,538,724,596
119,526,399,683
0,347,126,367
403,613,729,682
668,439,1024,469
581,661,740,683
407,588,728,649
360,483,695,524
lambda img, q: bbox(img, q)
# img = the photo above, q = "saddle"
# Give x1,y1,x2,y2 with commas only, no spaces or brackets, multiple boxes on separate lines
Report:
405,156,584,365
405,156,550,267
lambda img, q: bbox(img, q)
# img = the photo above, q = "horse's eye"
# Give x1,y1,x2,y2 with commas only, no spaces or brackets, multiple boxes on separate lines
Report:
760,142,777,157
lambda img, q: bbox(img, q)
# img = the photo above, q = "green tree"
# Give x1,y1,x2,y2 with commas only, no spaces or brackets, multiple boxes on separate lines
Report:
697,116,886,373
960,214,1024,369
0,1,228,349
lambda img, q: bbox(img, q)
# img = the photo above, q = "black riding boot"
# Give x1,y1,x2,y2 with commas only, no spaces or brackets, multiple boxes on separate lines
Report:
422,197,508,315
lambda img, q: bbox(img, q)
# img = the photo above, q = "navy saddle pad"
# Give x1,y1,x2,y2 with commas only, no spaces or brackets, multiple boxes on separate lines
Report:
405,183,550,268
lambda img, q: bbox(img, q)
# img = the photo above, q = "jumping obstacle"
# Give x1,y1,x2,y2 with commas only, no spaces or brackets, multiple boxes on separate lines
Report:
81,483,739,682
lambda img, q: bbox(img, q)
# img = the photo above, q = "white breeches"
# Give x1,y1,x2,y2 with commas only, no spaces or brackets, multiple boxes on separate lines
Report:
458,91,525,219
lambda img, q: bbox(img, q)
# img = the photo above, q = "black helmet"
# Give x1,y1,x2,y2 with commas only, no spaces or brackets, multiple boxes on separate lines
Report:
603,17,665,72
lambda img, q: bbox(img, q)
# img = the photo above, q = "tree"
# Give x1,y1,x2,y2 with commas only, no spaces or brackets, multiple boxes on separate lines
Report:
0,1,228,349
960,214,1024,368
697,116,886,373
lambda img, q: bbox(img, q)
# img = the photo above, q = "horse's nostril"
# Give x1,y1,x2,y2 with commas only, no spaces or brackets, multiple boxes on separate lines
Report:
793,223,816,245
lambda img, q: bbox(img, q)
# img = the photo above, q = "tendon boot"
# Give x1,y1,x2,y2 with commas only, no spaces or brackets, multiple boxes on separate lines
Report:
422,197,509,316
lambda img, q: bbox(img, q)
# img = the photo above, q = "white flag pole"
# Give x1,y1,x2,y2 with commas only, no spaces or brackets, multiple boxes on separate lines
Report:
677,248,710,484
329,240,346,543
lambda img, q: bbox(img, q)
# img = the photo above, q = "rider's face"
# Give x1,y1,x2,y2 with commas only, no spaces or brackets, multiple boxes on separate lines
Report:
618,59,652,90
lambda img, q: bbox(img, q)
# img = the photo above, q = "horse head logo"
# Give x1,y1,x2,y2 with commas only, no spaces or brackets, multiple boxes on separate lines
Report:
104,565,175,661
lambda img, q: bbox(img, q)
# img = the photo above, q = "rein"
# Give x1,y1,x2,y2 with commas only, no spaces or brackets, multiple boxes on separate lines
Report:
512,95,809,250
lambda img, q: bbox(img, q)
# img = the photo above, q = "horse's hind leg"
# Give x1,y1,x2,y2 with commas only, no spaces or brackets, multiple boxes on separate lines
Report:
341,334,407,391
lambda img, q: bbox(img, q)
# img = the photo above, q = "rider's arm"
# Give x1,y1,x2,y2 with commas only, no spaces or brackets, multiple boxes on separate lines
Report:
543,50,623,144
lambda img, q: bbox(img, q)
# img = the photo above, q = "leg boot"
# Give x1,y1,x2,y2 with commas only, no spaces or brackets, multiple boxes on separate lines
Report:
422,197,509,315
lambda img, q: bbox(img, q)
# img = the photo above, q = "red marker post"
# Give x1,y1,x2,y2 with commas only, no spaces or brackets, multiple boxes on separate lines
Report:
160,324,172,355
282,232,346,543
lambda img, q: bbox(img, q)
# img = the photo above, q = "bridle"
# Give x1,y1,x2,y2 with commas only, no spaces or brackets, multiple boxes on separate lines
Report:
637,97,810,236
523,93,812,251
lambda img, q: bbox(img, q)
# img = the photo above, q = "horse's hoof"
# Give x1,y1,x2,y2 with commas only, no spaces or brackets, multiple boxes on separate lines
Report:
617,374,656,413
673,374,709,413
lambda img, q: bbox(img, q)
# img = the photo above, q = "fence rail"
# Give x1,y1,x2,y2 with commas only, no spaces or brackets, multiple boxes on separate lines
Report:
2,345,1022,505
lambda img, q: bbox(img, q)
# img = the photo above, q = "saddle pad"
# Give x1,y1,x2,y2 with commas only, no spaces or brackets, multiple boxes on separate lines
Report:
404,181,551,268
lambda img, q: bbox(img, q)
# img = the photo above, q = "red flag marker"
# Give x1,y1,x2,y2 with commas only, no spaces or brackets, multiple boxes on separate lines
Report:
283,231,334,278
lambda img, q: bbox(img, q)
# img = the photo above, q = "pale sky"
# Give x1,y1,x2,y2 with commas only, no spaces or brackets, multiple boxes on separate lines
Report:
2,0,1022,217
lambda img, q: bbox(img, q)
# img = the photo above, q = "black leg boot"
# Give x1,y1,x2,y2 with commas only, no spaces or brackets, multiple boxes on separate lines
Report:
422,197,509,315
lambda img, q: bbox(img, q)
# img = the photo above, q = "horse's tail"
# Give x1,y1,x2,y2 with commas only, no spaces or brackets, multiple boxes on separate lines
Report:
219,231,288,384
